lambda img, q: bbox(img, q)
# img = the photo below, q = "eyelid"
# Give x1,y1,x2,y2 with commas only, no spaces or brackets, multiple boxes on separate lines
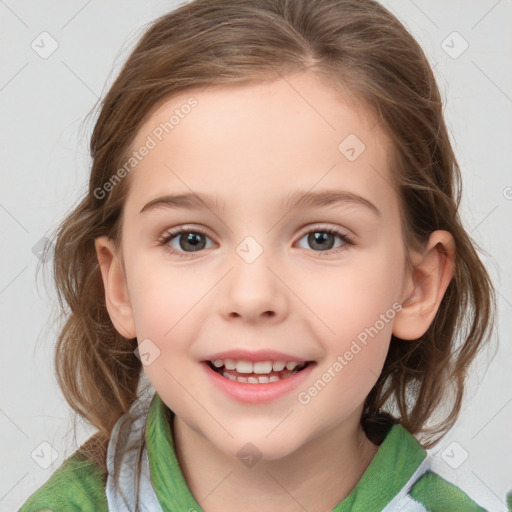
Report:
158,224,214,244
295,223,352,238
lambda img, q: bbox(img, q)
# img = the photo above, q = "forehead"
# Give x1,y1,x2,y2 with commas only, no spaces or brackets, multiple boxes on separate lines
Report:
124,71,395,215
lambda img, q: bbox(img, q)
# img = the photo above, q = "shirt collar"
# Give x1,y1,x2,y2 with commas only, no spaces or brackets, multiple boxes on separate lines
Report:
146,392,427,511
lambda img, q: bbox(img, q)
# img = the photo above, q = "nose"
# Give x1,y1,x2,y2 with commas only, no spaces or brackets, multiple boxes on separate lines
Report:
217,242,289,324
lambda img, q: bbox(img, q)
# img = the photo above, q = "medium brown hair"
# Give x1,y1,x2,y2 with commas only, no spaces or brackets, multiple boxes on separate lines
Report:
40,0,495,476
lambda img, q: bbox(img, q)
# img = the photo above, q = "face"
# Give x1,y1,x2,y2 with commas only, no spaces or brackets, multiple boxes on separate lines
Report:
107,71,411,460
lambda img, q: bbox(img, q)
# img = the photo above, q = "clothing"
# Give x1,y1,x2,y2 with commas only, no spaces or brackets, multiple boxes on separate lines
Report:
19,391,489,511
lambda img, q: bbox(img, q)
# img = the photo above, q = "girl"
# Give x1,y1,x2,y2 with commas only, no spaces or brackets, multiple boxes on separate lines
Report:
20,0,502,510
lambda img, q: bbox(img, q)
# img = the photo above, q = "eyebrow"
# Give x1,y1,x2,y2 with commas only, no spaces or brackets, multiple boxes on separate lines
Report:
139,189,380,217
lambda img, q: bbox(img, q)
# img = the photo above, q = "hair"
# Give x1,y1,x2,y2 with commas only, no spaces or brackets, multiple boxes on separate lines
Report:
40,0,495,494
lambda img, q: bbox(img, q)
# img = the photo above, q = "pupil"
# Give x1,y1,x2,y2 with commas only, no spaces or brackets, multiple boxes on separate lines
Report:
309,232,334,250
187,233,200,245
180,232,205,251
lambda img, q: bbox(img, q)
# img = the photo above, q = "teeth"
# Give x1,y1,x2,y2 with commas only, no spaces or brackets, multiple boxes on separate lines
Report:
235,360,253,374
211,359,305,375
253,361,273,374
224,359,236,370
221,371,292,384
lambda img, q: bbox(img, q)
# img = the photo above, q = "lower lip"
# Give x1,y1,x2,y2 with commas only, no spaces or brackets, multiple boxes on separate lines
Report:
201,361,315,403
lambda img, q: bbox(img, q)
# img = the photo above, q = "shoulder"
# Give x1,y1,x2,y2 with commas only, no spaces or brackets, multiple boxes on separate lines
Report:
374,424,489,511
18,449,108,512
409,470,488,511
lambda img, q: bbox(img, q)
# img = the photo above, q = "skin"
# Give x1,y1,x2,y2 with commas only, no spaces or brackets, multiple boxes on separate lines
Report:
95,70,455,512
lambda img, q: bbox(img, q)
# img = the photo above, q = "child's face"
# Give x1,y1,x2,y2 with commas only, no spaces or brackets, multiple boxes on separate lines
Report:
109,71,413,459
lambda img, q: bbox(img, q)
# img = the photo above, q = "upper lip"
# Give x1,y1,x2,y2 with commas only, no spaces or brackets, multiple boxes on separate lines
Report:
202,349,312,363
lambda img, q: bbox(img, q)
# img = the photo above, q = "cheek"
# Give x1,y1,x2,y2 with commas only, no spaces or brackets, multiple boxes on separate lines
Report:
128,251,201,329
127,257,204,401
311,249,404,344
297,259,399,417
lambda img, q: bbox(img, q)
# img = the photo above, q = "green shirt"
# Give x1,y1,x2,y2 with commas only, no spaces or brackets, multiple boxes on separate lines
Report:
19,392,489,511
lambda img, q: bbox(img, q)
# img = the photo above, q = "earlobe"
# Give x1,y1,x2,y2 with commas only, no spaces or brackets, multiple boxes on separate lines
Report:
94,236,137,339
392,230,455,341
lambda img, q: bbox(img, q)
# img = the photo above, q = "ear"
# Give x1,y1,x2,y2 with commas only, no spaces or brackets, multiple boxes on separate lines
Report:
94,236,137,339
393,230,455,340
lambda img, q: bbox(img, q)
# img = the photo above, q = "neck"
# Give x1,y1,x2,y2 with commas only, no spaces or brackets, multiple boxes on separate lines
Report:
173,412,379,512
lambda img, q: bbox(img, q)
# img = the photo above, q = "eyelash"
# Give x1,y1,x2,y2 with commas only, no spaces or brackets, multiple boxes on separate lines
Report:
157,224,354,259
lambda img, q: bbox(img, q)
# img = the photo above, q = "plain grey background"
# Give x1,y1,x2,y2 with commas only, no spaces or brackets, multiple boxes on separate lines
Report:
1,1,511,510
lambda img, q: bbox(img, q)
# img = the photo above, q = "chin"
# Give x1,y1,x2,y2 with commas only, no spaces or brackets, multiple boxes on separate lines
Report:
175,407,314,463
215,428,306,464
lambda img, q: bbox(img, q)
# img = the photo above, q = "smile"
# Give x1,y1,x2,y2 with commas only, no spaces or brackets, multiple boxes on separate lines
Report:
206,359,311,384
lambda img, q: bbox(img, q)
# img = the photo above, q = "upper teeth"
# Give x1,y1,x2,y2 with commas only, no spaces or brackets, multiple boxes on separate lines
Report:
211,359,304,374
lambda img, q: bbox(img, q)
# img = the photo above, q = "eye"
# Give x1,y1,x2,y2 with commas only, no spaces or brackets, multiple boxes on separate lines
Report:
158,225,354,258
158,226,215,257
295,226,353,255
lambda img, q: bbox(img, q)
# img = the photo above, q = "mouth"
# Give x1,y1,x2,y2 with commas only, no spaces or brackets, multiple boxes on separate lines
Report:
204,359,314,384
